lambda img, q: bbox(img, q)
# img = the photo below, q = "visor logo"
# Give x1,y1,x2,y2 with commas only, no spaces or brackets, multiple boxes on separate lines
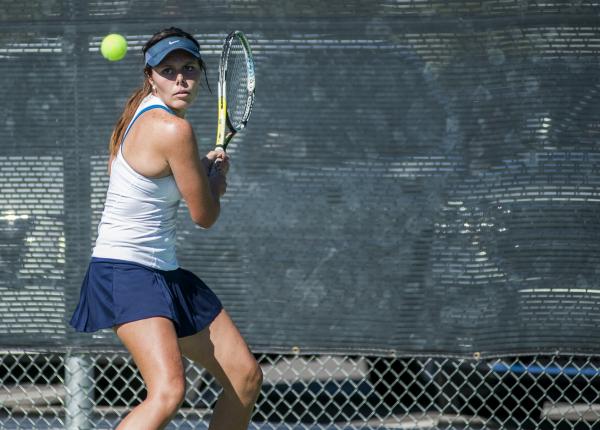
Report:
168,40,180,45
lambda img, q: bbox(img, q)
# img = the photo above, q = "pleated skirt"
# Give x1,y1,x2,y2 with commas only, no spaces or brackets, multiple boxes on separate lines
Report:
69,257,223,338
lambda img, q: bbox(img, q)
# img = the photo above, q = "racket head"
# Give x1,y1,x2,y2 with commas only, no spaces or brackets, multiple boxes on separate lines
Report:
215,31,255,151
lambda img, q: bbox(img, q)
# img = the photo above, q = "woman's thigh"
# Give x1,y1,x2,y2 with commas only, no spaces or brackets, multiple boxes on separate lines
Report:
114,316,185,393
178,309,259,390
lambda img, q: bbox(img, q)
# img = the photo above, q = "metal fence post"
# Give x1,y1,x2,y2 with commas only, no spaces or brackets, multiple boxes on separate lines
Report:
65,352,93,430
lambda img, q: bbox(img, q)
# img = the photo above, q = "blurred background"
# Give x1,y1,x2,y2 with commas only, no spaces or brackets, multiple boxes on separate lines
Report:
1,1,600,429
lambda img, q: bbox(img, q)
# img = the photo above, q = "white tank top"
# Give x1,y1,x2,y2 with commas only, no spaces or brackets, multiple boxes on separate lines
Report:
92,94,182,270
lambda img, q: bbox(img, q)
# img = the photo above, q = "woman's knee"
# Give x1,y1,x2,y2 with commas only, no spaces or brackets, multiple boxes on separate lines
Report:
231,356,263,405
147,376,186,413
247,357,264,393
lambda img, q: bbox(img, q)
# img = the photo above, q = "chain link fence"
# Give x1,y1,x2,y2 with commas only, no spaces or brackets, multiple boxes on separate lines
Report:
0,350,598,429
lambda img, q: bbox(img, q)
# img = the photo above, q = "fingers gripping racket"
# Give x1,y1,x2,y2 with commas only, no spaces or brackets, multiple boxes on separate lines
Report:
212,30,255,172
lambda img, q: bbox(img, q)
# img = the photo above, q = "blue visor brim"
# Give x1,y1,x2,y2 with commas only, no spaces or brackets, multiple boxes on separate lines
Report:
145,36,201,67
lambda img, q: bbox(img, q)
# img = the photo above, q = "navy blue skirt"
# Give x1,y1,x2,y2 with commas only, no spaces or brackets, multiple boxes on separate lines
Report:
69,257,223,338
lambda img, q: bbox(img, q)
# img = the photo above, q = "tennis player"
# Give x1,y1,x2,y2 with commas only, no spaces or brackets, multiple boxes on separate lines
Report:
70,27,262,429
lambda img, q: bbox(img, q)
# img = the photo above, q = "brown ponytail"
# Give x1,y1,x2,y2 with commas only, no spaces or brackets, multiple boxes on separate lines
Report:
107,68,153,166
106,27,206,173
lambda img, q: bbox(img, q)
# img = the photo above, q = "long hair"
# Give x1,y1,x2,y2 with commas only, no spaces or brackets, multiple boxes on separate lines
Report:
107,27,206,171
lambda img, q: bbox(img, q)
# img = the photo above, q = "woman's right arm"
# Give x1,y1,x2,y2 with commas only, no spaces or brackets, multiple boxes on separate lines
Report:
156,114,226,228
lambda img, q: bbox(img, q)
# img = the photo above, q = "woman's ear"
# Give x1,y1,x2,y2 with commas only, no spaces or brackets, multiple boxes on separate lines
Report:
147,78,157,92
144,70,155,90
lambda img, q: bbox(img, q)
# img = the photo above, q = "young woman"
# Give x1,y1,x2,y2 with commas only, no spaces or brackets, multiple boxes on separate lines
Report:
70,27,262,430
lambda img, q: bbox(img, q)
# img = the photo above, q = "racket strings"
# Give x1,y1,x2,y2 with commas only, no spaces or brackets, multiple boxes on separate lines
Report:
225,38,250,129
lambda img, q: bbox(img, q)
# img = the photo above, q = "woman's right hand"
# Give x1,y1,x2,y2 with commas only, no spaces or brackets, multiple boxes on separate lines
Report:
208,152,229,197
203,150,230,175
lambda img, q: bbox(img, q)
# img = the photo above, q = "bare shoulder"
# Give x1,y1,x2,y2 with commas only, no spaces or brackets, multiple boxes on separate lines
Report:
140,109,195,147
128,110,197,167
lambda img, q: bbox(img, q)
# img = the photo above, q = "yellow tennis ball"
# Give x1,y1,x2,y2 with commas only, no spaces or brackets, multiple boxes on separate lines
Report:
100,34,127,61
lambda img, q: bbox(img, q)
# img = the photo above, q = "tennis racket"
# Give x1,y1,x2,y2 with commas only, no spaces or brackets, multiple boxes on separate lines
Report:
211,30,255,173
